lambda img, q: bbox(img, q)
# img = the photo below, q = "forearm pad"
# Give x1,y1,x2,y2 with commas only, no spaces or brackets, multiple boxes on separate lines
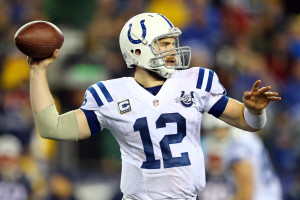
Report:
33,104,79,141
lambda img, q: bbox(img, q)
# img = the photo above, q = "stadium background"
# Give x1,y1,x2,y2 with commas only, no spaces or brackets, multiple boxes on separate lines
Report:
0,0,299,199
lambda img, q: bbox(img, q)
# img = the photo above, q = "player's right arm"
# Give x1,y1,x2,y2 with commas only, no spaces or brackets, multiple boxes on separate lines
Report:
28,50,91,141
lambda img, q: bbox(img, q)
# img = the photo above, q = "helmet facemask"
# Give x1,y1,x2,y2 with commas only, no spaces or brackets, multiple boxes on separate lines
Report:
148,30,191,78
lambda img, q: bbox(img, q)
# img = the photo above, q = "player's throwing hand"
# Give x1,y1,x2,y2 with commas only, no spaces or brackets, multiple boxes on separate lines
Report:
27,49,59,71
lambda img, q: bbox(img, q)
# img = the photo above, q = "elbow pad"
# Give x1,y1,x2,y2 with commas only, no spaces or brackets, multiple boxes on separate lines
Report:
33,104,79,141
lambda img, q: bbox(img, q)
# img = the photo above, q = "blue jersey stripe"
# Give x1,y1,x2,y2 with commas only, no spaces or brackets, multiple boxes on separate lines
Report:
96,82,113,102
80,108,101,136
196,68,205,89
208,96,229,118
87,86,103,107
205,70,214,92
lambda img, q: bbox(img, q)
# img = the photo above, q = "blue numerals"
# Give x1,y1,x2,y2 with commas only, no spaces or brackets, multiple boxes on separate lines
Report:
133,117,160,169
133,113,191,169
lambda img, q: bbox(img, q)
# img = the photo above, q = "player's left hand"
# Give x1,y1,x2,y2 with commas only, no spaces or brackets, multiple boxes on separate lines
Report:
243,80,281,115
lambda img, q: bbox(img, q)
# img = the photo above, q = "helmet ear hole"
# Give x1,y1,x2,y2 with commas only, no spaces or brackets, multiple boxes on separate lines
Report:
135,49,141,56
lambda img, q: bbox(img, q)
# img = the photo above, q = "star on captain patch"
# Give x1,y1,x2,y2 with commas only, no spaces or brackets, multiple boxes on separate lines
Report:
153,99,159,106
118,99,131,114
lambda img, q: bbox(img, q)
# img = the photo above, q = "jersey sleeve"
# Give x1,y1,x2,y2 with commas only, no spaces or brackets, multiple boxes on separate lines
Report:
80,82,113,136
195,68,229,118
224,141,251,167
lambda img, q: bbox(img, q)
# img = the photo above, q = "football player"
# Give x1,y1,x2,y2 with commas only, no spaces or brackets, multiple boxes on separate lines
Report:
28,13,281,200
200,113,282,200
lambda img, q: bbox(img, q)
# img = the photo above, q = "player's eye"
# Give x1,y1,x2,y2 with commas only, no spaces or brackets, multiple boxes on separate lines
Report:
160,43,167,47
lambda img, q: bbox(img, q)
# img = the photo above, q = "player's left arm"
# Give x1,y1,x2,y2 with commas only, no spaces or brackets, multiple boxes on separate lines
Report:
219,80,281,131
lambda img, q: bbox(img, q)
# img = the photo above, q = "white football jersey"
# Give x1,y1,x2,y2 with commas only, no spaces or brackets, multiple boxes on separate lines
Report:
80,67,228,200
202,131,283,200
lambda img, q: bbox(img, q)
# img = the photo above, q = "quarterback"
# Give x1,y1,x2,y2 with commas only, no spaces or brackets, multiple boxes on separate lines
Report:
28,13,281,200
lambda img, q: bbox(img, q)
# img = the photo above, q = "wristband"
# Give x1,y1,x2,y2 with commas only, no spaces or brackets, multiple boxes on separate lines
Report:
243,107,267,129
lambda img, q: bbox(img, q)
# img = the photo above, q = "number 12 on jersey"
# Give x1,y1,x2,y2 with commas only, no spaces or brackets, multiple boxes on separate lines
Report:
133,113,191,169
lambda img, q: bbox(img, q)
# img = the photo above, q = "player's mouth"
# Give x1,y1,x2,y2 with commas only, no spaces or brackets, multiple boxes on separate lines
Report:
166,59,176,66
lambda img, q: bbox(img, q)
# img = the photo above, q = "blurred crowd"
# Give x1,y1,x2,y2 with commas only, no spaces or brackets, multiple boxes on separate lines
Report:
0,0,300,199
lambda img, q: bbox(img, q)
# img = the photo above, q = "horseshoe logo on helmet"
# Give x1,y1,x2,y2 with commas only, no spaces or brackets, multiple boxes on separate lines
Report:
128,20,147,44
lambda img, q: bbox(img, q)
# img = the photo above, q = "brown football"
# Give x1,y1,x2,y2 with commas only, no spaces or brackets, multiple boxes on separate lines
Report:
14,21,64,58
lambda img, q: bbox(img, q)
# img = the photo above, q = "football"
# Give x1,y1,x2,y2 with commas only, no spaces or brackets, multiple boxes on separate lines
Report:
14,21,64,58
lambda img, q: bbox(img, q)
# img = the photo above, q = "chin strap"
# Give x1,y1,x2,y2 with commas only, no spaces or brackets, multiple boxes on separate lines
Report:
153,67,175,78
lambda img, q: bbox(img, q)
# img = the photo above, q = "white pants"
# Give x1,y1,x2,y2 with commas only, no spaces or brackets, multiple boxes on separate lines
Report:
122,195,198,200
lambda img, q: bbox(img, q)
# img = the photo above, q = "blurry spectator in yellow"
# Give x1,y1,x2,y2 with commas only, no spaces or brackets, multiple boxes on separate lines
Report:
47,170,78,200
0,134,33,200
21,131,54,200
147,0,190,28
0,52,29,90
